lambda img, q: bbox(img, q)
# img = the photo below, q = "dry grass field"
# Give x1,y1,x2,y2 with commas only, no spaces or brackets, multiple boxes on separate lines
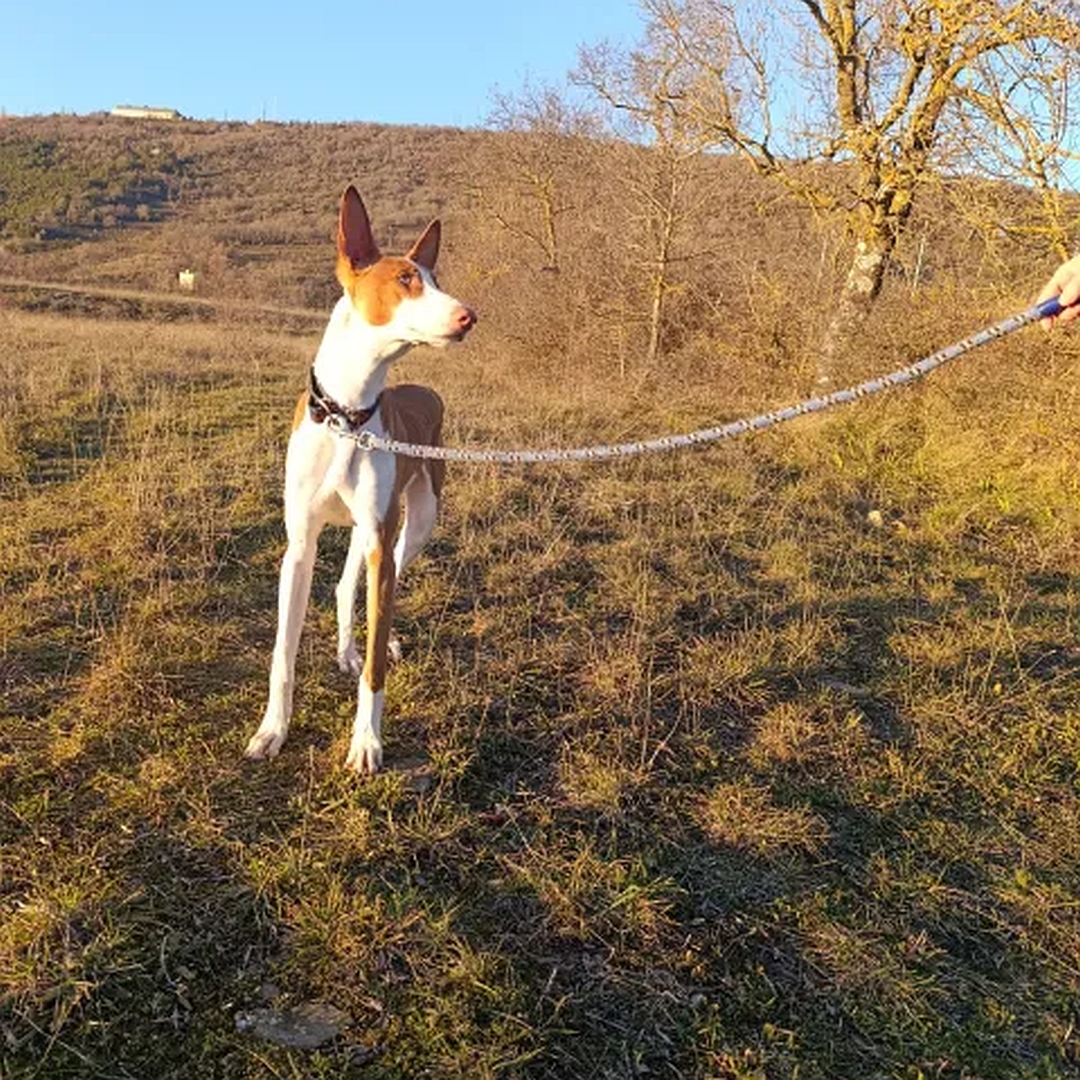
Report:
2,114,1080,1079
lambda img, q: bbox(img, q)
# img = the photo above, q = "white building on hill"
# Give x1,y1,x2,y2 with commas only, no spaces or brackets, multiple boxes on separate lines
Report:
111,104,183,120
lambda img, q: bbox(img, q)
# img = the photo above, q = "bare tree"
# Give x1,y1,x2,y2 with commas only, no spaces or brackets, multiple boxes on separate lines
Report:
639,0,1080,379
472,82,600,272
575,38,717,370
462,82,615,365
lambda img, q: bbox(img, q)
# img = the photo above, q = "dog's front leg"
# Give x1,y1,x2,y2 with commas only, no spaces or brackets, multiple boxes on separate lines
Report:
341,520,415,676
246,524,321,760
346,523,397,773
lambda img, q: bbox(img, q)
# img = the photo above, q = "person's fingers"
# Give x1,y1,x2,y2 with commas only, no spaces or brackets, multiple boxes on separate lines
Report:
1038,258,1080,328
1059,278,1080,314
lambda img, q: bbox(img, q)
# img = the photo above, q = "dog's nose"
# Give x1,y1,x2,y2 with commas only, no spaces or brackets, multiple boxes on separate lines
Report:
454,306,477,333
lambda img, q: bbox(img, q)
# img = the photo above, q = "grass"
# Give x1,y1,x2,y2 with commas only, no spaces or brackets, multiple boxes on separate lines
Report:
0,130,187,241
2,291,1079,1080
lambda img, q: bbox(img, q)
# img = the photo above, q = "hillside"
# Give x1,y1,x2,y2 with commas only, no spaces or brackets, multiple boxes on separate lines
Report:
1,112,1067,388
0,114,484,309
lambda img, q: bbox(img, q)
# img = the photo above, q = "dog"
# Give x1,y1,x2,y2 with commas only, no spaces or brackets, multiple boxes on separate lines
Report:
245,185,476,772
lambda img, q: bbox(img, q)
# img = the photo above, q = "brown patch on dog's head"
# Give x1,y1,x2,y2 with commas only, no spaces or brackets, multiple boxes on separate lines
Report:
347,257,428,326
334,186,447,325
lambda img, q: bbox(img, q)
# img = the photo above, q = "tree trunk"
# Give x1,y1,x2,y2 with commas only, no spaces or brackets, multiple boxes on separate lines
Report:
817,235,891,384
646,272,665,370
645,169,679,369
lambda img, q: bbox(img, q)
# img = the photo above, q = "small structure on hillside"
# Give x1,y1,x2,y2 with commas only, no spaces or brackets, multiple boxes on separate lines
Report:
112,104,183,121
178,269,197,292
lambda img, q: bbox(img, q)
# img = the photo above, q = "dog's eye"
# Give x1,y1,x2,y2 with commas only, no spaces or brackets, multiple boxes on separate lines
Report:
397,270,414,288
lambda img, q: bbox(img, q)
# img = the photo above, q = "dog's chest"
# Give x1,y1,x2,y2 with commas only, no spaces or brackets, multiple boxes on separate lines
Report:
323,438,397,528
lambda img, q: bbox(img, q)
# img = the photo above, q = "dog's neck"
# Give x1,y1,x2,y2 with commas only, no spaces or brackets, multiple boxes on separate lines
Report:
310,296,415,412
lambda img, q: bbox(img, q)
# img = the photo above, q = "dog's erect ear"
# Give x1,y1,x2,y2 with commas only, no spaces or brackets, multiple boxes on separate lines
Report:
337,185,380,270
407,219,441,272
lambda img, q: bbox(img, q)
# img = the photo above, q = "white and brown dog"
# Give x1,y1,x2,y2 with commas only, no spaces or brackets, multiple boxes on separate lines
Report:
246,185,475,772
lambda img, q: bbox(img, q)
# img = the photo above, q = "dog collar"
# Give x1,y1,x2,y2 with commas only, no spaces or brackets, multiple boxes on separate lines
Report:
308,368,382,429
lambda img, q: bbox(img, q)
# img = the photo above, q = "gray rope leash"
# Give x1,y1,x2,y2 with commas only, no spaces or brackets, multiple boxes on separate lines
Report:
330,296,1066,464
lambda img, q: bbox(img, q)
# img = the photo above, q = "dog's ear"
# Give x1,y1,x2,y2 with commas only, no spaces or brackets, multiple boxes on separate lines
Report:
407,219,441,272
337,185,380,271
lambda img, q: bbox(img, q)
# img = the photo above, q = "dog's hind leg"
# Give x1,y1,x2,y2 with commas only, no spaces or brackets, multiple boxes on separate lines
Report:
394,471,439,578
335,525,366,676
387,471,440,661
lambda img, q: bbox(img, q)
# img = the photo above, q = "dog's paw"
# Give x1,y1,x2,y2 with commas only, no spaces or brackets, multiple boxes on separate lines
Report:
337,641,362,677
339,638,400,674
345,725,384,777
345,732,383,774
244,725,286,760
388,633,403,664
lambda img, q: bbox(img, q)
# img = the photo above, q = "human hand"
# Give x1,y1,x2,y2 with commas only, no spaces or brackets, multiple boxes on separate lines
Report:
1038,254,1080,329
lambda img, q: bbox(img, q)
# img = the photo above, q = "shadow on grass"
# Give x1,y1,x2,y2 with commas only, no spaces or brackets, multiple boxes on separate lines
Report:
1,820,280,1078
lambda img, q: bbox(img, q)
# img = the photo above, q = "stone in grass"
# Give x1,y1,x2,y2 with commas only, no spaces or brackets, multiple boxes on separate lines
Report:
236,1001,350,1049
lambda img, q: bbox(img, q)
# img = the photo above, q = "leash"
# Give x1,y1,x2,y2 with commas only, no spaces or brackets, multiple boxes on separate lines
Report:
328,296,1067,464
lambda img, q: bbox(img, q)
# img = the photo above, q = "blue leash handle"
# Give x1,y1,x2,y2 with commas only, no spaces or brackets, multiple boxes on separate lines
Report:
1036,296,1065,320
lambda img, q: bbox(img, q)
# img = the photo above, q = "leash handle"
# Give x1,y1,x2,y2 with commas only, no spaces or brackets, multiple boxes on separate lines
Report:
1036,295,1065,320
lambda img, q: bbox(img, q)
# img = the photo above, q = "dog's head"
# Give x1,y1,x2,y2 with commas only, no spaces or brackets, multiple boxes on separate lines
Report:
335,185,476,348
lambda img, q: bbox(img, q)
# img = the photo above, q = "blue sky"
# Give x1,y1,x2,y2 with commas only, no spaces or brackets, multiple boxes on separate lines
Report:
1,0,644,126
